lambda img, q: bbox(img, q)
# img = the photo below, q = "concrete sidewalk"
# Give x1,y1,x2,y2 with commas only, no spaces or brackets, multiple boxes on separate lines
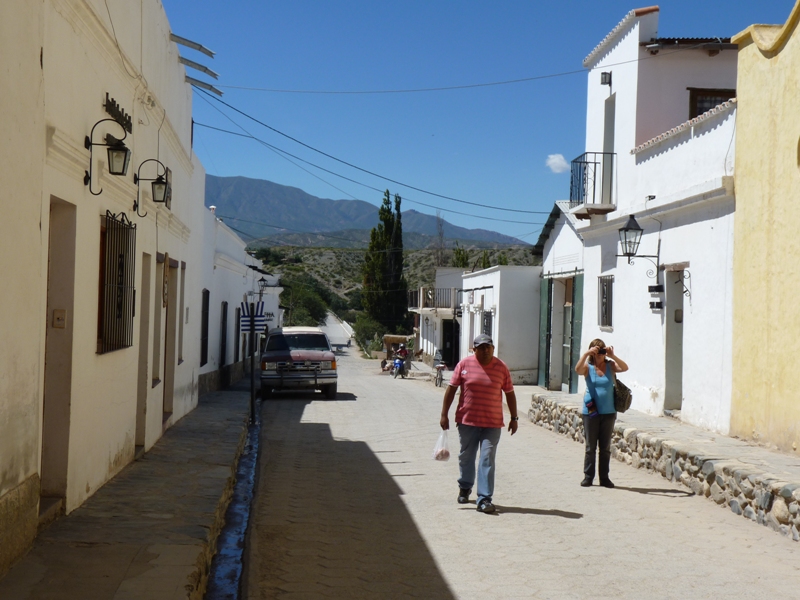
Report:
524,385,800,541
0,386,251,600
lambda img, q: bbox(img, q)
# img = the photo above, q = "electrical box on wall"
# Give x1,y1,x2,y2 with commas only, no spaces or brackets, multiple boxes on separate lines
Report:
648,284,664,293
650,301,663,310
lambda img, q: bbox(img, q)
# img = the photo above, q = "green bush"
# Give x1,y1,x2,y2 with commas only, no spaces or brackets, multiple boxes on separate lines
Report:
353,314,386,351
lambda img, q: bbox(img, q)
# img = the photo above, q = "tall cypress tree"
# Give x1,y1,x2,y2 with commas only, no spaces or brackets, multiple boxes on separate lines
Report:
362,190,408,332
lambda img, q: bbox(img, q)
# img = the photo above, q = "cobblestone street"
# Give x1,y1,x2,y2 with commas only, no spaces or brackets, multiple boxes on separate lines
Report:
244,351,800,599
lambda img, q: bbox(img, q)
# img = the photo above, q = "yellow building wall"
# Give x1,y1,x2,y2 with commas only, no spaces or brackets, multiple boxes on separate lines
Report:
732,2,800,452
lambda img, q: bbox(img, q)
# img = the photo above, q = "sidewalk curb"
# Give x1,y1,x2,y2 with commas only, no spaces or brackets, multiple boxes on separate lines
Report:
189,410,251,599
529,391,800,543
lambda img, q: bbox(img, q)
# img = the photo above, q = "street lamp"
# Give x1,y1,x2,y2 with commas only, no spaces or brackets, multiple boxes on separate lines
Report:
258,276,268,299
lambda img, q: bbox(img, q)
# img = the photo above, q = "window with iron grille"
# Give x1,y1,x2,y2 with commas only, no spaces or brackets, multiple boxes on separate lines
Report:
482,311,493,337
97,211,136,354
200,289,210,366
688,88,735,119
598,275,614,328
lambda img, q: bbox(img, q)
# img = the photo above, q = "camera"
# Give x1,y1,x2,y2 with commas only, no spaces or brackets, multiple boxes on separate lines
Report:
598,348,607,355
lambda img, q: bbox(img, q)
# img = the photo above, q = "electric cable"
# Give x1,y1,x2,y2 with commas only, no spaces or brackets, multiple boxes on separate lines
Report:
215,42,716,95
194,120,546,226
193,87,550,215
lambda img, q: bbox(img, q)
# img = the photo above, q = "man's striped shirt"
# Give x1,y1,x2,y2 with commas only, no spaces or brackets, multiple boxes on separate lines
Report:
449,354,514,428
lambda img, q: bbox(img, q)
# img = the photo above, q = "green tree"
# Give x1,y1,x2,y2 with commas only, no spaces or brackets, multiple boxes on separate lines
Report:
498,251,509,265
480,249,491,270
362,190,409,331
452,243,470,268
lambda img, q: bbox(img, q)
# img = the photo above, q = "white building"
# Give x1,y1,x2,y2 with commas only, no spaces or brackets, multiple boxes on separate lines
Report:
532,203,585,393
540,6,737,432
410,267,464,368
0,0,259,575
198,208,283,393
459,266,542,384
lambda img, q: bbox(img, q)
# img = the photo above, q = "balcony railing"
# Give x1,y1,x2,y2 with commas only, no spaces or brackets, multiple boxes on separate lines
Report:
408,287,458,310
569,152,615,209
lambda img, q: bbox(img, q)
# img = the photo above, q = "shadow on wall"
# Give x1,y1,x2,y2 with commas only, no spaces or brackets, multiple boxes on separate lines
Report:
251,400,457,598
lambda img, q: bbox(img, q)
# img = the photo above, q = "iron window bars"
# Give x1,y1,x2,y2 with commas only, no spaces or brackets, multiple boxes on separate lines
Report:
97,211,137,353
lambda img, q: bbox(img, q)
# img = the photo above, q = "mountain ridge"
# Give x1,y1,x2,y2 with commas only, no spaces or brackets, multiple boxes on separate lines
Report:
205,175,529,247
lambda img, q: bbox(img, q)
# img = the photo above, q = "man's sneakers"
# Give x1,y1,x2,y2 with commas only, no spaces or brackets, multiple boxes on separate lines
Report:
457,489,496,513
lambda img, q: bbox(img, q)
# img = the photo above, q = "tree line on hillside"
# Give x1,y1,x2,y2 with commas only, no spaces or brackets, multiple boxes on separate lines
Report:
252,191,530,353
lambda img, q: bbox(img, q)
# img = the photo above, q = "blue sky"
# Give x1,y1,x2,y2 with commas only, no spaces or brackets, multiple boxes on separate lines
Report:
162,1,794,243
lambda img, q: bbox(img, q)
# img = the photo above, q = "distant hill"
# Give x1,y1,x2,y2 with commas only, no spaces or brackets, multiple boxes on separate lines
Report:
205,175,528,247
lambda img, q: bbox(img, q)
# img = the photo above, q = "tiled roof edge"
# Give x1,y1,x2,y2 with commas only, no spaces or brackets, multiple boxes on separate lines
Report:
630,98,737,155
583,6,660,68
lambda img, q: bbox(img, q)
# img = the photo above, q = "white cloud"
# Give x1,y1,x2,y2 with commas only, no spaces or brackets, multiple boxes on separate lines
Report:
546,153,569,174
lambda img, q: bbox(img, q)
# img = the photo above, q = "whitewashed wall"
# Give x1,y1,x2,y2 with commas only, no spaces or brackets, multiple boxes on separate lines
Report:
570,7,737,434
461,266,542,383
541,207,583,277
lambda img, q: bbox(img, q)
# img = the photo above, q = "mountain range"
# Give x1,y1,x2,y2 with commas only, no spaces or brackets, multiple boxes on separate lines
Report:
204,175,529,249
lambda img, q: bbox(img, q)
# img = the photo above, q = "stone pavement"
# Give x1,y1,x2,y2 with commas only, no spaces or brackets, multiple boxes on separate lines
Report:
245,350,800,599
0,385,250,600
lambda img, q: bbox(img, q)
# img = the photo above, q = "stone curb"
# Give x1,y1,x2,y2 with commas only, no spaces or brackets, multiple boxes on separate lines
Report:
529,392,800,542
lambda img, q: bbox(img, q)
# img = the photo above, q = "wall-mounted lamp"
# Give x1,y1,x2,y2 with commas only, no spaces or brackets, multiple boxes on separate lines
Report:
616,214,661,274
258,276,268,294
133,159,171,217
424,316,430,326
600,72,612,86
618,214,644,258
84,118,131,195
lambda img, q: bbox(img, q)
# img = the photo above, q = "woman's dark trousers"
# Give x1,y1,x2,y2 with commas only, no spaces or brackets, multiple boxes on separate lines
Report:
582,413,616,483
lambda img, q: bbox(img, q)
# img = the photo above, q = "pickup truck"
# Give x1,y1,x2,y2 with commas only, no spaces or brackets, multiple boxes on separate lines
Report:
260,326,338,399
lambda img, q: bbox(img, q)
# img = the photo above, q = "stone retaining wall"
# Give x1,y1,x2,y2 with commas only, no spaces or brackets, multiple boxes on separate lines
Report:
529,392,800,542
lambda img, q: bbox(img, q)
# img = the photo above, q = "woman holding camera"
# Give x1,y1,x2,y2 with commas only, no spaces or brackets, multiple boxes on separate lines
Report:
575,339,629,488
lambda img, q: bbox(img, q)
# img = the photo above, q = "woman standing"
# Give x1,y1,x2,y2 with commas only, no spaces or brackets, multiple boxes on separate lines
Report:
574,339,629,488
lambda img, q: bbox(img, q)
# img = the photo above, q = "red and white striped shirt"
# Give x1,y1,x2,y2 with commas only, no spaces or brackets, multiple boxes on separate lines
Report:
449,355,514,428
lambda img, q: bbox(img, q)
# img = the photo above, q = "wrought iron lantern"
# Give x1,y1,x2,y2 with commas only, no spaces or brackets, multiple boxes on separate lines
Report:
133,159,171,217
618,214,644,259
84,118,131,195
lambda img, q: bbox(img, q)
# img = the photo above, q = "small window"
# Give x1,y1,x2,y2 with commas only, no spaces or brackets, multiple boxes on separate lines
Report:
598,275,614,328
482,312,493,337
687,88,735,119
97,211,137,354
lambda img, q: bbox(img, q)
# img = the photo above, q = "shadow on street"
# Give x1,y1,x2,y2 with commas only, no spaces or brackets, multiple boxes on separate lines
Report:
614,486,694,497
247,399,457,598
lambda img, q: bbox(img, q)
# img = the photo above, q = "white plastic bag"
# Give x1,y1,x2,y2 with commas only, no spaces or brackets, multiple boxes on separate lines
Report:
432,430,450,461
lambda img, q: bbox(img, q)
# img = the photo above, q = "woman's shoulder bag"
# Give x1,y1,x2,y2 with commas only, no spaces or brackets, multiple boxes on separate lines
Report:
611,369,632,413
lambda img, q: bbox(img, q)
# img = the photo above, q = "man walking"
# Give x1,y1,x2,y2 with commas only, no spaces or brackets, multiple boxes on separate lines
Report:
440,334,518,514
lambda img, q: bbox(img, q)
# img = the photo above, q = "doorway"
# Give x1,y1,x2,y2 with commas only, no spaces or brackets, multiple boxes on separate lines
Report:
41,199,77,510
162,260,179,420
135,253,152,455
664,270,685,411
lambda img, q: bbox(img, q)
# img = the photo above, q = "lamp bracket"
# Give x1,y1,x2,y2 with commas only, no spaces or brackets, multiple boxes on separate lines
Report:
85,118,129,196
133,158,168,217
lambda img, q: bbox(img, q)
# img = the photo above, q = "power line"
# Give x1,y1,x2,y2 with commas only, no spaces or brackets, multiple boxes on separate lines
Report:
213,43,711,95
194,120,547,226
193,87,549,215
